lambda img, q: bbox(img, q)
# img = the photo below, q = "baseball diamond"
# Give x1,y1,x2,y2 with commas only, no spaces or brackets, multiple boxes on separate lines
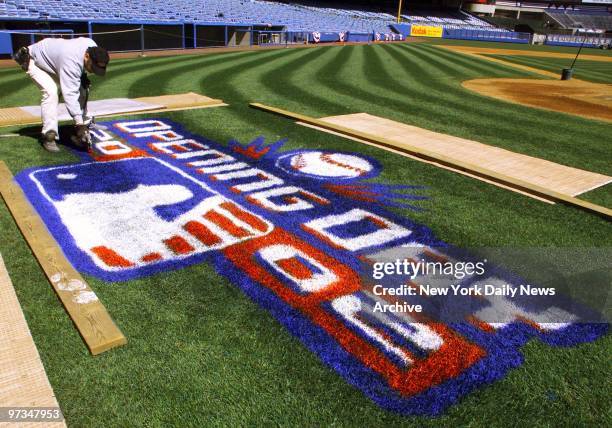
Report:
0,0,610,426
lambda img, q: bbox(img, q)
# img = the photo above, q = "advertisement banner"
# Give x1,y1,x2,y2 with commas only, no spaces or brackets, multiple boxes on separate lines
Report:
410,25,443,38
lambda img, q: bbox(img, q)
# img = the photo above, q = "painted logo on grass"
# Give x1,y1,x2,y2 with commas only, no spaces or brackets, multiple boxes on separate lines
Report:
16,119,607,415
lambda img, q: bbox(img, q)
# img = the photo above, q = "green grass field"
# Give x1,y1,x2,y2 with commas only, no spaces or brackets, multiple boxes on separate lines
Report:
0,41,611,426
428,37,612,56
488,54,612,83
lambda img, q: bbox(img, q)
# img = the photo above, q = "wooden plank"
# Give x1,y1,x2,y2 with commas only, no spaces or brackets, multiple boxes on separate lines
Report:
0,92,227,129
0,253,66,427
133,92,224,109
249,103,612,219
318,113,612,196
297,121,555,204
0,161,127,356
0,107,40,127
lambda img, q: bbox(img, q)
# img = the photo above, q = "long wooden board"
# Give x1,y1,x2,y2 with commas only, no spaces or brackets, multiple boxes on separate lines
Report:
296,121,555,203
318,113,611,196
0,161,126,355
249,103,612,219
0,92,226,128
0,253,66,427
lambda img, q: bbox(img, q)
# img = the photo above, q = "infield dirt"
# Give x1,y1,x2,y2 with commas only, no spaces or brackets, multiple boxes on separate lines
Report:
463,78,612,122
438,45,612,122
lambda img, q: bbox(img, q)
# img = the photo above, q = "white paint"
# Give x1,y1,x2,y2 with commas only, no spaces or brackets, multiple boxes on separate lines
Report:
150,139,208,155
258,244,337,293
363,290,443,351
115,120,171,134
57,173,77,180
278,151,373,179
304,209,412,251
213,168,284,193
174,150,219,160
52,183,272,270
368,244,472,291
248,186,328,212
57,278,87,292
133,130,183,141
474,277,577,331
187,150,235,167
331,294,413,365
96,140,132,156
89,128,114,142
73,291,99,304
50,273,87,292
29,158,274,271
196,161,249,175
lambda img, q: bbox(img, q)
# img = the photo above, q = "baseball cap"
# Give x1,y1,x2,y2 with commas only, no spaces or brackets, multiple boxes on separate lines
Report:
87,46,109,76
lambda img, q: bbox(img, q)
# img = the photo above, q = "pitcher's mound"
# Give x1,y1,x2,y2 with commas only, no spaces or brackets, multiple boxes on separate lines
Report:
462,78,612,123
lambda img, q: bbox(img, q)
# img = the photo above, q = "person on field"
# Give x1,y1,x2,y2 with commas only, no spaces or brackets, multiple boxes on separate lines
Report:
13,37,109,152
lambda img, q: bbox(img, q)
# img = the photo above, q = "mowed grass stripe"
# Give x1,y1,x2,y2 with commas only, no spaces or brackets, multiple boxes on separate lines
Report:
199,47,322,135
256,46,349,115
0,55,207,108
0,74,34,101
367,45,560,148
426,38,612,56
202,48,323,136
203,47,315,102
417,44,531,78
399,45,612,172
487,54,612,83
169,48,329,142
107,51,254,98
220,47,348,141
311,46,372,113
397,45,585,134
235,47,332,105
125,50,261,98
360,45,537,137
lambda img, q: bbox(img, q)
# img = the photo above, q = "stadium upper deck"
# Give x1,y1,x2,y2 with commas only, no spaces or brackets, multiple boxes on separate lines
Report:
0,0,494,33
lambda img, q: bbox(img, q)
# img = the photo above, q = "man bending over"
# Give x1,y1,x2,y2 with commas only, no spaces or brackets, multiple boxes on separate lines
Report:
14,37,109,152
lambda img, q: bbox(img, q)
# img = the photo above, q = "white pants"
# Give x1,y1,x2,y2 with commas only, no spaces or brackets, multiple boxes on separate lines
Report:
26,61,88,137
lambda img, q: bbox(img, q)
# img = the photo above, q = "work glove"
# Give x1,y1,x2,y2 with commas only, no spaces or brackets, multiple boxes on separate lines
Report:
73,124,91,151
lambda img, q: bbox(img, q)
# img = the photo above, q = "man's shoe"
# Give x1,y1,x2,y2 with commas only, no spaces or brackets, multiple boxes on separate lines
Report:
41,131,60,152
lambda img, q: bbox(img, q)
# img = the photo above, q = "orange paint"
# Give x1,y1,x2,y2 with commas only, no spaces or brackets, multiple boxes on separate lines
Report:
184,221,222,246
204,211,251,238
276,257,313,281
164,235,195,254
91,246,134,267
219,202,268,232
141,252,163,263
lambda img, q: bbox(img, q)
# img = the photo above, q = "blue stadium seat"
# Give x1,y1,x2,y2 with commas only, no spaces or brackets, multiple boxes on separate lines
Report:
0,0,514,33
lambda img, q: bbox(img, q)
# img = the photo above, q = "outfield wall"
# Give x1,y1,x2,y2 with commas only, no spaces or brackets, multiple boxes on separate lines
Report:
544,33,612,48
390,24,530,44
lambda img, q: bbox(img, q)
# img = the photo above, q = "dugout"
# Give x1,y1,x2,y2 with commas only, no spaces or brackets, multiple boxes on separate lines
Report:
0,20,88,56
227,26,251,47
194,25,226,48
89,22,184,52
251,26,286,45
